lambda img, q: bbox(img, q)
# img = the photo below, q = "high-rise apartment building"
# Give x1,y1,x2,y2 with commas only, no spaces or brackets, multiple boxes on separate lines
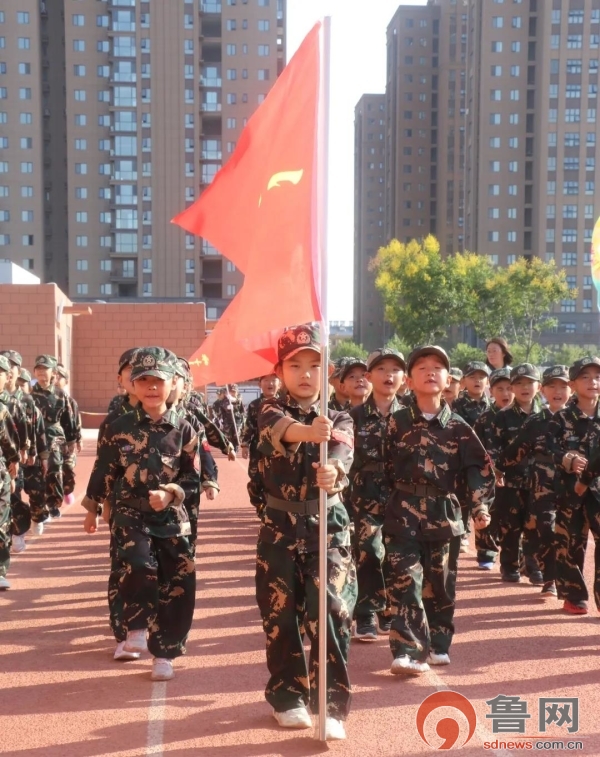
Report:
0,0,285,317
355,0,600,348
353,94,386,349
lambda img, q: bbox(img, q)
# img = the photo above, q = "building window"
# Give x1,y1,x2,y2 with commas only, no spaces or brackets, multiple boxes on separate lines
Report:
507,231,517,242
258,69,270,81
560,299,576,313
76,284,88,295
185,259,195,273
0,234,9,245
185,283,195,297
492,17,503,28
488,231,500,242
72,15,84,26
258,20,270,31
143,283,152,297
561,253,577,266
21,210,33,222
76,259,88,270
226,284,237,296
22,234,33,246
142,259,152,273
20,162,33,174
258,44,270,56
100,284,112,296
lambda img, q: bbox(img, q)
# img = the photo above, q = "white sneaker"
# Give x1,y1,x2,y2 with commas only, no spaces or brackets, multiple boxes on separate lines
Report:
151,658,174,681
460,536,470,553
11,534,26,553
0,576,10,590
272,707,312,729
427,651,451,666
123,629,147,654
32,521,44,536
325,717,347,740
390,655,430,676
114,641,141,661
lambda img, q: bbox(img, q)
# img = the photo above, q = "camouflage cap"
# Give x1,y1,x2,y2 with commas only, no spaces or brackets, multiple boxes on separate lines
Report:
0,350,22,367
542,365,569,385
0,355,10,374
18,368,31,383
406,345,450,375
277,324,321,362
366,348,406,372
34,354,57,369
130,347,177,382
330,357,351,379
569,355,600,381
449,367,463,382
340,359,368,382
175,357,190,380
463,360,491,378
510,363,541,383
490,366,512,386
118,347,141,374
55,365,69,380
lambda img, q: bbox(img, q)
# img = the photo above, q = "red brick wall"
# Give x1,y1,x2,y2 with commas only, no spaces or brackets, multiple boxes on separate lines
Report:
72,302,206,412
0,284,73,371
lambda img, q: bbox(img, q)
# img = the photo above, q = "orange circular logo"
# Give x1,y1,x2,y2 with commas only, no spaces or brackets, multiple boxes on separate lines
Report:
416,691,477,750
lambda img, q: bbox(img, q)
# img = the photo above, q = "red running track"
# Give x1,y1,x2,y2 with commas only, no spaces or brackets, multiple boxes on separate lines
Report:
1,440,599,756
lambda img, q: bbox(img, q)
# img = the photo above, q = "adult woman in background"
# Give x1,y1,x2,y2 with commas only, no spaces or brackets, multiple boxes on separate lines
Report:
485,337,513,371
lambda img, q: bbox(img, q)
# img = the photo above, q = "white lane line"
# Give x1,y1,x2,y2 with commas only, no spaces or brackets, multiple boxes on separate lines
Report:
146,681,167,756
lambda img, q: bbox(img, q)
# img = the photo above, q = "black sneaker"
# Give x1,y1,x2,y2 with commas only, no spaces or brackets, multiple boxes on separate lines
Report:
376,611,392,635
49,508,62,519
540,581,557,599
528,570,544,586
501,571,521,583
354,614,378,642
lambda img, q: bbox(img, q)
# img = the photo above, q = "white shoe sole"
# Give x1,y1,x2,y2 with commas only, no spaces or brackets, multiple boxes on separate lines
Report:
11,542,26,554
391,661,430,676
114,650,141,661
272,715,312,729
151,669,174,681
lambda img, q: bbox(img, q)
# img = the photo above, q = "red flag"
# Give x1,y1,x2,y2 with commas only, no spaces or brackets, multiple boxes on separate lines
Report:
173,22,323,342
188,292,279,386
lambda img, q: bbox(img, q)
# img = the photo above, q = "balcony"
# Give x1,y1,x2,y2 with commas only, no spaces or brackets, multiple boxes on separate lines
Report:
201,102,221,112
110,266,137,283
200,1,221,12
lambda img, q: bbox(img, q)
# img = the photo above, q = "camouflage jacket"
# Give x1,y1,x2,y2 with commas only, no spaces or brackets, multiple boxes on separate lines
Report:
0,401,19,474
183,397,233,455
257,396,354,551
328,395,349,412
10,388,40,457
31,383,76,443
496,407,556,501
383,400,494,541
472,404,500,453
487,399,543,489
548,400,600,501
106,394,125,415
67,394,82,444
0,389,29,452
83,405,200,514
187,390,208,416
98,396,137,446
214,396,245,431
453,392,491,428
173,402,218,490
240,395,264,453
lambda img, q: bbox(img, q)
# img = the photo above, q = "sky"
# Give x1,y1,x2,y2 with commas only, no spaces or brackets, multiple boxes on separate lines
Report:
285,0,428,322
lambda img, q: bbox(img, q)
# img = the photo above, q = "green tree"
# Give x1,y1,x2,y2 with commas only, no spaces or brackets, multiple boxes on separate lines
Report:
384,334,412,357
492,258,575,360
449,343,485,371
330,339,367,362
547,343,597,366
370,235,456,346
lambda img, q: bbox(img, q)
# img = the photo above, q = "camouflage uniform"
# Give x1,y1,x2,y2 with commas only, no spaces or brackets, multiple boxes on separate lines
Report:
486,375,543,578
548,391,600,608
30,355,76,520
453,392,491,428
240,394,267,514
497,405,559,584
83,347,200,659
184,392,234,456
383,400,494,663
256,394,356,720
348,393,402,623
107,394,126,415
62,391,82,498
0,401,20,580
213,391,245,450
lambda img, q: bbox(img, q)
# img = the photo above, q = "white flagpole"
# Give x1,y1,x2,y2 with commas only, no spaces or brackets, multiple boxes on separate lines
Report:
317,15,332,744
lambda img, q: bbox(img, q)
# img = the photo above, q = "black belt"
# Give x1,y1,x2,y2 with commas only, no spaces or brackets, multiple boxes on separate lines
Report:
118,498,155,513
394,481,446,498
361,462,385,473
534,454,553,463
266,494,341,515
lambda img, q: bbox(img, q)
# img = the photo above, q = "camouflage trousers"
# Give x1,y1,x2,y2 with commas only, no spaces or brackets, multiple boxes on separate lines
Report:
525,494,556,583
492,487,539,575
111,504,196,658
385,535,453,662
0,472,12,578
255,539,357,720
222,420,241,451
10,466,30,536
554,492,600,609
62,446,77,497
351,499,388,618
45,443,64,510
23,461,49,525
